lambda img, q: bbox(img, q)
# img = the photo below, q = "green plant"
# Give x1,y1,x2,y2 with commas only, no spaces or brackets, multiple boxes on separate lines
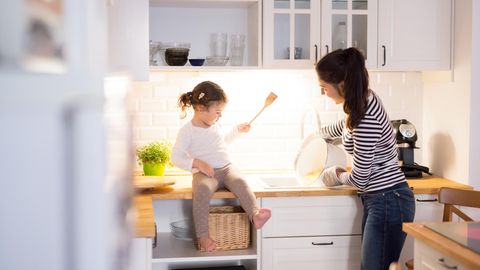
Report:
136,140,172,166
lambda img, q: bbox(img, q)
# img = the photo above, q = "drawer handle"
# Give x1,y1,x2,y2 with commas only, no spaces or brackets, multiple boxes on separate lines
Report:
416,198,438,202
438,258,458,269
311,241,333,246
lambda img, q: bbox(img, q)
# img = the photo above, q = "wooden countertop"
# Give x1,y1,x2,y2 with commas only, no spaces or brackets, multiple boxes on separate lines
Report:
403,222,480,269
133,195,155,238
133,173,471,238
136,174,472,200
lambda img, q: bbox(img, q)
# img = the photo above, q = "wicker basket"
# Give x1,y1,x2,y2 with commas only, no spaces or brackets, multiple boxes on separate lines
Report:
196,205,250,251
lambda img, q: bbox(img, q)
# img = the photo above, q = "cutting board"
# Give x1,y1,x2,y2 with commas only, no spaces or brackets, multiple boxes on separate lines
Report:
134,175,176,189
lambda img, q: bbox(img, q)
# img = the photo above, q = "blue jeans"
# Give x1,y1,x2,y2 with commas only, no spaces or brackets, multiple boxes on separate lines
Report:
359,182,416,270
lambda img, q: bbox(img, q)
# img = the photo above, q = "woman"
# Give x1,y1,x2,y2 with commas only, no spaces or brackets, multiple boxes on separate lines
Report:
316,48,415,270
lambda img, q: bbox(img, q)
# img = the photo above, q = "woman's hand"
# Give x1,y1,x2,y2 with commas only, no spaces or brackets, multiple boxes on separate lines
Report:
237,123,251,133
192,159,215,178
320,166,347,186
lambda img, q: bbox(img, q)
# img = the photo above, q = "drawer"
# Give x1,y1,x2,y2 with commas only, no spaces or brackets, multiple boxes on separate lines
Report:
261,196,362,237
415,240,469,270
261,235,361,270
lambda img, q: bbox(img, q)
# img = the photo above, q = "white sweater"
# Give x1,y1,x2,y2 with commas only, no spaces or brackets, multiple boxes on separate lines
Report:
171,121,240,172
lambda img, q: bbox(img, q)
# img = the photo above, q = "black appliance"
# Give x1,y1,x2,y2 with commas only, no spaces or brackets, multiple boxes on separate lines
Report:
391,119,431,178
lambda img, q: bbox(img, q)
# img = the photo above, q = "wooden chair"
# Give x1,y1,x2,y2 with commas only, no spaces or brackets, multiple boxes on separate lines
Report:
405,187,480,270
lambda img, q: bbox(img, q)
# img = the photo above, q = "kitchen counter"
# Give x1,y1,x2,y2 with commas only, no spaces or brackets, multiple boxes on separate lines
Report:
403,222,480,269
136,174,472,200
133,174,471,237
133,195,155,238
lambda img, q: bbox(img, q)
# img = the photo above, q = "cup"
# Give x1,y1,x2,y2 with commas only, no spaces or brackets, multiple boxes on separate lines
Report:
210,32,227,57
229,34,245,66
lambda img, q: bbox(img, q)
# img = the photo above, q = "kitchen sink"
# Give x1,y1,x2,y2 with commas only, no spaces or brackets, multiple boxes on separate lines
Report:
255,175,324,189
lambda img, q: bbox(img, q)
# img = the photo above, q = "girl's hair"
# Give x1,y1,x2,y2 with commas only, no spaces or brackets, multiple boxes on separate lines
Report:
315,47,369,129
178,81,228,118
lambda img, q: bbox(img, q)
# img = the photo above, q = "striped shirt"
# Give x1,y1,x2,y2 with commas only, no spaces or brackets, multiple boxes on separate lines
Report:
321,91,406,193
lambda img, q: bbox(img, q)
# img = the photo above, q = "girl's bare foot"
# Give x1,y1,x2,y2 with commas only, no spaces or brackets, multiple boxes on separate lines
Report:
253,208,271,229
198,236,217,252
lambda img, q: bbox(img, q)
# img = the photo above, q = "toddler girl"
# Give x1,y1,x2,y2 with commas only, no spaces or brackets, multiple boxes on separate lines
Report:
171,81,271,252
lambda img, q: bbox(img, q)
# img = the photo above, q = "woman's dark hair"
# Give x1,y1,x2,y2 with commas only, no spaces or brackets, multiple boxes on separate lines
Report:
315,47,369,129
178,81,228,118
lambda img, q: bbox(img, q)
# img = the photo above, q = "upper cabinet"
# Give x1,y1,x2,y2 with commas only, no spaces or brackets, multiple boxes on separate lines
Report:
263,0,321,68
321,0,377,69
107,0,149,81
376,0,452,70
149,0,261,69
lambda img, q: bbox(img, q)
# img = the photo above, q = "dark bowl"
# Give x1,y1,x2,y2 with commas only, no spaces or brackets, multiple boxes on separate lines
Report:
165,48,189,57
165,56,188,66
189,58,205,66
165,48,189,66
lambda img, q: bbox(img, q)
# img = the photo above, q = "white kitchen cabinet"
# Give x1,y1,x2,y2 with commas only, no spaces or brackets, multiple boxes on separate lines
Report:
149,0,261,69
262,235,362,270
398,193,444,269
107,0,149,80
129,238,153,270
261,196,362,270
414,240,468,270
152,199,259,270
377,0,452,70
263,0,321,68
320,0,378,69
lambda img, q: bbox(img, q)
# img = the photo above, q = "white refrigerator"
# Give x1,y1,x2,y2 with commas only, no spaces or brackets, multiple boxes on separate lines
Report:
0,1,134,270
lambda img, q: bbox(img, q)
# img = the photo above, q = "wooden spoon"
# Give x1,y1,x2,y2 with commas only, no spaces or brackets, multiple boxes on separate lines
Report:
249,92,278,124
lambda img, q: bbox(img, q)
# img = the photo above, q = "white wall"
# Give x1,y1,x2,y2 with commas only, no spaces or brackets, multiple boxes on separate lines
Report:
469,0,480,189
422,0,477,186
131,70,424,172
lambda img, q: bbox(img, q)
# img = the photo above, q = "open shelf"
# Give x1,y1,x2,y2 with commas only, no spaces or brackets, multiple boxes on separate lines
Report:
152,233,257,263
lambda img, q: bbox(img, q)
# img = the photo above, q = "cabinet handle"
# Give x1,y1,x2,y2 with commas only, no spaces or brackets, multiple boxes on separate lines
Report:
325,45,329,54
153,222,157,248
314,44,318,63
438,258,458,269
382,45,386,66
416,198,438,202
311,241,334,246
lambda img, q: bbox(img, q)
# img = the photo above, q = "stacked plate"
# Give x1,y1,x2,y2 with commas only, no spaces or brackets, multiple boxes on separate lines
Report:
170,219,194,240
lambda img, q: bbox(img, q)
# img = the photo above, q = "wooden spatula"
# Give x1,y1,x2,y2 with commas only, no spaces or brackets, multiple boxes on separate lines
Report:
249,92,278,125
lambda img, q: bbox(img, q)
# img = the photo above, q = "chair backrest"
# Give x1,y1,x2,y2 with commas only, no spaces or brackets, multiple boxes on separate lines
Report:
438,187,480,222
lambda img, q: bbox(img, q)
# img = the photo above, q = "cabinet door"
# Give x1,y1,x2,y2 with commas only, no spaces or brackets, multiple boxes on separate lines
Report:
377,0,452,70
321,0,378,69
128,238,152,270
263,0,321,68
262,196,362,237
398,194,444,269
414,240,469,270
262,235,361,270
107,0,149,80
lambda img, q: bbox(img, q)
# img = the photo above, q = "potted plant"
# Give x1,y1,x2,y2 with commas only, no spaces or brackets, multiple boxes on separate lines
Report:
136,140,172,176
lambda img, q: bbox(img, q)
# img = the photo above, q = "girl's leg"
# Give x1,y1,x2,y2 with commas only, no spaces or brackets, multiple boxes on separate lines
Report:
220,165,271,229
192,172,219,251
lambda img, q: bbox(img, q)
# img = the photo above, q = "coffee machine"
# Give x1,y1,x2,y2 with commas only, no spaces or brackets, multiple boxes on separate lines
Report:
391,119,430,178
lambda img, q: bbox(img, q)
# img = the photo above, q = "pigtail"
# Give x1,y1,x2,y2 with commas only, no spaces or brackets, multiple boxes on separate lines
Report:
178,91,193,119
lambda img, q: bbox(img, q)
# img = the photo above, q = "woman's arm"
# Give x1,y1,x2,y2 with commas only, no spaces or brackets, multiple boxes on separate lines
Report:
320,119,345,139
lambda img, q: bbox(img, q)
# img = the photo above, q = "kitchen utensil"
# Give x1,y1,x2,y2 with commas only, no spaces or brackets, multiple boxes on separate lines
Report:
294,107,347,185
189,58,205,66
248,92,278,125
165,48,189,66
205,56,229,66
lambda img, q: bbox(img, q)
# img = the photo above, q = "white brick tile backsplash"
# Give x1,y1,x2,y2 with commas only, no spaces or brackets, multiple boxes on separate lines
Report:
131,70,424,170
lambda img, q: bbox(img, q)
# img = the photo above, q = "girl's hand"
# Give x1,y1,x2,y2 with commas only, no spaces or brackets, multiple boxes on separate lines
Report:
238,123,251,133
193,159,215,178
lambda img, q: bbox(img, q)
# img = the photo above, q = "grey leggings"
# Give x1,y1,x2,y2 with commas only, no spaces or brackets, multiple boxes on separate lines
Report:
192,164,258,237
